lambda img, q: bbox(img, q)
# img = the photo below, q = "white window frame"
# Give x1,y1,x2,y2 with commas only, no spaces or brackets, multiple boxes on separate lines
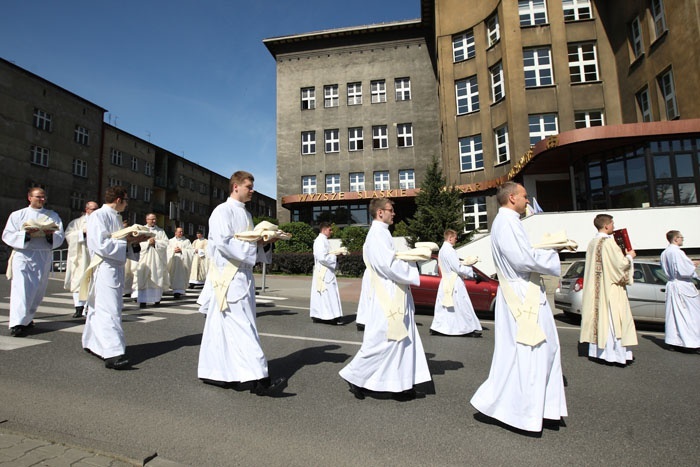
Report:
574,110,605,128
456,76,480,115
523,47,553,87
562,0,592,21
452,29,476,62
324,84,339,108
636,87,652,122
301,131,316,155
463,197,488,232
568,42,599,83
325,174,341,193
144,162,153,176
72,158,88,177
144,187,151,202
658,69,679,120
324,129,340,153
30,145,49,167
33,108,51,131
519,0,548,27
490,62,505,102
108,177,122,187
487,13,500,47
459,135,484,172
349,172,365,192
371,80,386,103
398,169,415,189
373,171,390,190
372,125,389,150
651,0,667,39
347,82,362,105
395,77,411,101
528,113,559,146
494,126,510,164
130,184,138,200
630,17,644,59
131,156,139,172
397,123,414,148
74,126,90,145
110,148,122,166
70,191,86,211
302,176,317,194
348,127,364,151
301,87,316,110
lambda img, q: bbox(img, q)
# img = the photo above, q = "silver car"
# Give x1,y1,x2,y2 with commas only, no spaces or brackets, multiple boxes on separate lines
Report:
554,260,694,323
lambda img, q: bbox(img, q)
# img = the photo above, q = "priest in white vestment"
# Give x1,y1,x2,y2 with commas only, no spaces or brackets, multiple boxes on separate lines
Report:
197,170,286,396
133,213,169,308
430,229,482,337
3,187,64,337
189,231,208,287
660,230,700,351
310,222,344,325
580,214,637,365
167,227,193,299
470,182,567,432
64,201,98,318
82,186,144,369
339,198,431,401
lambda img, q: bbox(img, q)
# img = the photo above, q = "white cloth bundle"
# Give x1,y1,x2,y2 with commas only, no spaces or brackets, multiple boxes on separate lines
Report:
533,230,578,251
415,242,439,252
22,216,59,238
234,221,292,242
329,247,349,256
395,246,433,262
109,224,156,240
460,255,479,266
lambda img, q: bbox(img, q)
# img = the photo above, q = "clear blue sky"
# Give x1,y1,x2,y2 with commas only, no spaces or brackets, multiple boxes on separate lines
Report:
1,0,421,199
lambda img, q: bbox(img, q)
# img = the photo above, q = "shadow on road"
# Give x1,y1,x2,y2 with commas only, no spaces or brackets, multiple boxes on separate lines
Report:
268,344,351,382
127,333,203,365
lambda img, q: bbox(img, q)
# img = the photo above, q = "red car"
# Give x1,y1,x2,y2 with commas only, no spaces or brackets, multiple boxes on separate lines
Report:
410,257,499,312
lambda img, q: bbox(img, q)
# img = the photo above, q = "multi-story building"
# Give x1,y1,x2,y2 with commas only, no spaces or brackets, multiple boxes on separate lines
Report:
264,20,441,226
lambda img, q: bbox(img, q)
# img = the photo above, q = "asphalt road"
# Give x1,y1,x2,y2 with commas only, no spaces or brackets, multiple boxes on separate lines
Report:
1,273,698,466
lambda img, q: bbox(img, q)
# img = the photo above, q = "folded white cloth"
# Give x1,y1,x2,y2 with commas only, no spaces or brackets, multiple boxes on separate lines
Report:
110,224,155,240
415,242,439,252
395,246,433,262
460,255,479,266
329,247,349,256
22,216,59,238
533,230,578,251
234,221,292,242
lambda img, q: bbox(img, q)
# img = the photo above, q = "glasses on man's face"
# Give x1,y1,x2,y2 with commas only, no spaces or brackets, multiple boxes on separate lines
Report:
32,196,46,199
382,207,394,213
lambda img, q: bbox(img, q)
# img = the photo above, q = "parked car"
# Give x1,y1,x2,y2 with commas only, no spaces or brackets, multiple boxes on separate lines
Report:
410,257,499,312
554,260,698,323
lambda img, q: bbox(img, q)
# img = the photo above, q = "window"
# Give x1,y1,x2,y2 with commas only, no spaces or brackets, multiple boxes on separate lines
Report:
636,87,652,122
30,145,49,167
72,158,88,177
324,129,340,153
374,171,390,190
568,42,599,83
519,0,548,27
110,148,122,166
347,82,362,105
494,126,510,164
371,80,386,103
459,135,483,172
651,0,667,39
326,174,341,193
70,191,86,211
74,126,90,145
33,108,52,131
456,76,479,115
301,131,316,155
630,17,644,59
372,125,388,149
487,13,500,47
658,69,679,120
349,172,365,191
144,162,153,176
399,170,415,189
575,110,605,128
131,156,139,172
395,78,411,101
562,0,591,21
130,184,138,200
108,177,122,187
302,176,317,194
348,127,364,151
397,123,413,148
144,187,151,202
464,197,488,232
324,85,339,108
301,87,316,110
528,114,559,145
453,29,476,62
523,47,553,87
490,62,505,102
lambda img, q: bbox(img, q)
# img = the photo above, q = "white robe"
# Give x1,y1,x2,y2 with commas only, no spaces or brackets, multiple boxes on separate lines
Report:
661,244,700,348
2,206,64,328
133,226,169,303
81,205,139,359
430,241,482,335
167,236,193,294
64,214,90,306
309,233,343,321
470,207,567,432
339,220,431,392
189,238,208,285
197,198,268,383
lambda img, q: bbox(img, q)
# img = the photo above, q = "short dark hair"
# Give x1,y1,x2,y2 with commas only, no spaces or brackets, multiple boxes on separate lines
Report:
496,181,522,206
369,198,393,219
444,229,458,240
105,185,127,203
593,214,613,230
319,221,332,230
230,171,254,192
666,230,681,243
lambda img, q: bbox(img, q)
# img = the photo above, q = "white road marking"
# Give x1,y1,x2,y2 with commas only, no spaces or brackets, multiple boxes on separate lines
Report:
260,332,362,346
0,336,50,350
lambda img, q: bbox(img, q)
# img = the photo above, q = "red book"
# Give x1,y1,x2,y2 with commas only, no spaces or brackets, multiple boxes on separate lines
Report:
613,228,632,253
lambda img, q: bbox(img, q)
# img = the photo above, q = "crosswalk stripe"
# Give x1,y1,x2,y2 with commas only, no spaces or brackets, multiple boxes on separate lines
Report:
0,336,50,350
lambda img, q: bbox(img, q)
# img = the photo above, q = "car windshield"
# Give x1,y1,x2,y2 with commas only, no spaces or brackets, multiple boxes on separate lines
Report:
563,261,585,278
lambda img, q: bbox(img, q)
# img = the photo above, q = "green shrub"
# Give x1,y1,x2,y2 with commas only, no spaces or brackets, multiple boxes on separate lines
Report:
271,252,314,274
338,225,368,252
275,222,316,253
337,252,366,277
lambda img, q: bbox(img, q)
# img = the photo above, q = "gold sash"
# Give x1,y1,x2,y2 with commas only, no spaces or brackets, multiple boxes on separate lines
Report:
495,266,546,347
364,253,409,342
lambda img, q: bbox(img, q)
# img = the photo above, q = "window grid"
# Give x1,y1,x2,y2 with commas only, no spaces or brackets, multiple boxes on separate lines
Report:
348,127,364,151
131,156,139,171
495,126,510,164
568,42,599,83
371,80,387,103
574,110,605,128
651,0,667,38
302,176,317,194
463,197,488,232
30,145,49,167
372,125,389,149
399,170,416,189
301,131,316,155
324,129,340,153
490,62,505,102
459,136,484,172
325,174,341,193
487,14,500,47
72,158,88,177
108,178,122,187
528,114,559,146
452,30,476,62
523,47,553,87
74,126,90,145
144,187,151,202
658,69,679,120
301,87,316,110
110,149,123,166
636,87,652,122
144,162,153,176
130,184,138,200
395,78,411,101
347,82,362,105
397,123,414,148
349,172,365,192
71,191,86,211
456,76,480,115
562,0,592,21
324,85,339,108
33,108,52,131
630,17,644,59
519,0,548,27
374,171,390,190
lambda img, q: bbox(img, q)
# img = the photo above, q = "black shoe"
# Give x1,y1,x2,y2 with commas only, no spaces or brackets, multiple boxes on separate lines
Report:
154,301,160,307
356,323,365,331
311,317,323,324
252,377,287,396
335,317,346,326
347,382,365,400
10,325,27,337
26,321,35,328
139,302,147,309
72,306,85,318
392,388,425,401
563,374,569,387
429,329,446,336
104,356,130,370
173,293,181,300
465,330,483,338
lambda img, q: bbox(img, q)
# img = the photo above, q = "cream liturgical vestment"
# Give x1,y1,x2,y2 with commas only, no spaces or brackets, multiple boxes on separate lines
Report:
81,205,140,359
2,207,64,328
470,207,567,432
661,244,700,349
197,198,269,383
64,214,90,306
133,225,169,304
189,238,208,285
580,233,637,364
339,220,431,392
167,236,193,294
430,241,482,335
310,232,343,321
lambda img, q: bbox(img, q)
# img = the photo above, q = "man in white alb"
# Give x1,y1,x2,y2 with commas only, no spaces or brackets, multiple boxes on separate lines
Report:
64,200,98,318
133,213,169,308
167,227,193,299
310,221,344,325
189,230,208,288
